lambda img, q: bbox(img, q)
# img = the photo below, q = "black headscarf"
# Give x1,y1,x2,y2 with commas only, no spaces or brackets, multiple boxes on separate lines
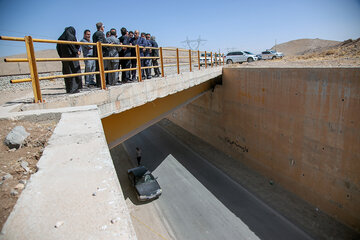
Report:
57,26,80,57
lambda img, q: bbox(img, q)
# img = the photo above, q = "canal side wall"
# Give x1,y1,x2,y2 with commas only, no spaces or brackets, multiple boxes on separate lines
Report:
168,67,360,231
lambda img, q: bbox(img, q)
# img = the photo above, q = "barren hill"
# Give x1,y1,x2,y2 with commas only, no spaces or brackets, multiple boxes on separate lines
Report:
294,37,360,60
271,38,340,56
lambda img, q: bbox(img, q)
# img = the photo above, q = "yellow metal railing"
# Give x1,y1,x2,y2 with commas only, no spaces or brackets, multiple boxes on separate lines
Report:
0,35,224,103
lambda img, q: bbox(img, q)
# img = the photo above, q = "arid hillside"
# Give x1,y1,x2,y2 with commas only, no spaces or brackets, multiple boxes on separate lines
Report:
292,37,360,60
271,38,340,56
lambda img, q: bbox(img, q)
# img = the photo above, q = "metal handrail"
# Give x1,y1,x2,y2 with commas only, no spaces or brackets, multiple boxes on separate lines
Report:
0,35,224,103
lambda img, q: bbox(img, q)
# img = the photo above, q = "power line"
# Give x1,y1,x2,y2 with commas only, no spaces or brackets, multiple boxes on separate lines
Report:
181,36,207,50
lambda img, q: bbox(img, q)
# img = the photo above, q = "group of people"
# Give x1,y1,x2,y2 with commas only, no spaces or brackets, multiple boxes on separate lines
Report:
56,22,161,94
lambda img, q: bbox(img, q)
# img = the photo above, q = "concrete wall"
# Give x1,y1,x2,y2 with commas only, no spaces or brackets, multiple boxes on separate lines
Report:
168,67,360,231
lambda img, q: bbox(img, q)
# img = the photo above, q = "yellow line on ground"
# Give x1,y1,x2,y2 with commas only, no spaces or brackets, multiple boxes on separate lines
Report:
130,213,169,240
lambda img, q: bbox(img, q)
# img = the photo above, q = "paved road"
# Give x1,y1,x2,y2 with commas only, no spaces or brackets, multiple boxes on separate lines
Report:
123,124,313,240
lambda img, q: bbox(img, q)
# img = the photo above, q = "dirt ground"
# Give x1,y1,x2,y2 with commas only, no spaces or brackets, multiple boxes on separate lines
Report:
0,119,57,229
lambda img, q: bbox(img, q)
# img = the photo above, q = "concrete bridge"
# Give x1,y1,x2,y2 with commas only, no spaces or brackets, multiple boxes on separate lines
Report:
1,65,359,239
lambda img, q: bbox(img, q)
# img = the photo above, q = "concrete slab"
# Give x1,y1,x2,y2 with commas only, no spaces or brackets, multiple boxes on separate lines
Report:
18,67,223,119
0,107,137,240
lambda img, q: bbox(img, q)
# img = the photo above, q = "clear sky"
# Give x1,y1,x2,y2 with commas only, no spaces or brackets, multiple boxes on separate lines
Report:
0,0,359,57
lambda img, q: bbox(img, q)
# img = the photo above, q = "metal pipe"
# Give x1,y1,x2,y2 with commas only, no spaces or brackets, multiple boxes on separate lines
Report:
0,36,25,42
161,47,177,51
139,56,161,59
205,51,207,68
163,56,188,59
97,42,106,89
11,71,100,83
136,45,142,82
25,36,42,103
189,49,192,72
104,67,137,74
33,38,96,46
198,50,200,70
160,47,165,78
176,48,180,74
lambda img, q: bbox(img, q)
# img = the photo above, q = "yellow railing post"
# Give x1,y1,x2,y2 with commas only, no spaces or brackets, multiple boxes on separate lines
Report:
188,49,192,72
211,51,213,67
159,47,164,78
205,51,207,68
136,45,142,82
25,36,42,103
197,50,200,70
176,48,180,74
96,42,106,89
219,50,221,66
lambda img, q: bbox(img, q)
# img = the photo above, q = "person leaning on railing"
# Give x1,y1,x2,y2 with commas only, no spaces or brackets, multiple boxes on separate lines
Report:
80,29,96,87
106,28,121,86
92,22,108,88
149,35,161,78
130,30,146,81
56,26,83,94
118,27,132,83
143,33,152,79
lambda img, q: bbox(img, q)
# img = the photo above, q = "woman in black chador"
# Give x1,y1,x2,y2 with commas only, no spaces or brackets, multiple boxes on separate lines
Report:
56,26,82,93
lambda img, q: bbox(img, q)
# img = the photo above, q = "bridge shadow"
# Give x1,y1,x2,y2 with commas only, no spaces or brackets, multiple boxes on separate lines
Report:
109,119,316,240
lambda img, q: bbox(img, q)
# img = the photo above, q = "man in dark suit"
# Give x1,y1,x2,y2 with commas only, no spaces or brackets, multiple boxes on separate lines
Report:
106,28,121,86
129,30,146,81
149,35,160,77
119,27,132,83
92,22,107,87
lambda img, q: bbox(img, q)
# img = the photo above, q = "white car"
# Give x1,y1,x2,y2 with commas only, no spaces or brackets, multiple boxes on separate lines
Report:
224,51,258,64
199,53,212,66
261,50,284,60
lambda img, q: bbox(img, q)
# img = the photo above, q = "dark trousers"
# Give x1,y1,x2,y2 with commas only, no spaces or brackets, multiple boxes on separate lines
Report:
143,59,150,78
95,61,101,87
132,58,145,80
120,59,131,81
137,156,141,166
95,61,110,86
62,61,82,93
152,59,160,76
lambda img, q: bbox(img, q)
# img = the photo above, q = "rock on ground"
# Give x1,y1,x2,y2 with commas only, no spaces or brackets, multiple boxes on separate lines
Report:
4,126,30,149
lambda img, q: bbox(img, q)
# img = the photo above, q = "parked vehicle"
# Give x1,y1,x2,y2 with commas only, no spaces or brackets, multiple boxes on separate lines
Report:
213,54,224,64
199,53,212,66
128,166,162,201
224,51,258,64
260,50,284,60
